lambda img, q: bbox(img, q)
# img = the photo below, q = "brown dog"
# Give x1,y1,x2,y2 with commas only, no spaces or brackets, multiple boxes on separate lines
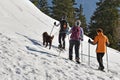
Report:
42,32,54,49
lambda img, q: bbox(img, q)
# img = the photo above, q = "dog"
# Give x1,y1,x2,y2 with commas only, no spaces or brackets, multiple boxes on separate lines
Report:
42,32,54,49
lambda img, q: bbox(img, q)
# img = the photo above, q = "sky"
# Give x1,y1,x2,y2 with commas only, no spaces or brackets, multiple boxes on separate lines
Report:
47,0,99,24
77,0,98,24
0,0,120,80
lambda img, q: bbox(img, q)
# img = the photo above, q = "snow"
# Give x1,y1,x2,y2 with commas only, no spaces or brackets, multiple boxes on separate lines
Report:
0,0,120,80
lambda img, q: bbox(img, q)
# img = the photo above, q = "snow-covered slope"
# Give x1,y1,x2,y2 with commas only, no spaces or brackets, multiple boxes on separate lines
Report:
0,0,120,80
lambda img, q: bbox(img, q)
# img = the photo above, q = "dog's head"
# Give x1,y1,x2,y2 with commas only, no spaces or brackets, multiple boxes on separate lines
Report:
51,35,54,40
43,32,48,37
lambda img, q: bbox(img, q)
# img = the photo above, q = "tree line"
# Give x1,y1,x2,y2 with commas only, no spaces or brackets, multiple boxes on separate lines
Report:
30,0,120,51
89,0,120,50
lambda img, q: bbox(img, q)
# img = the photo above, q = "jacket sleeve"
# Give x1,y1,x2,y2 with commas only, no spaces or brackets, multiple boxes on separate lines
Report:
93,36,98,44
66,27,72,35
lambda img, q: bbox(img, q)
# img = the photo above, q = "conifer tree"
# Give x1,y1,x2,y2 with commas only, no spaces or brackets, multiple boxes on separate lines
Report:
75,4,87,35
30,0,38,6
89,0,120,49
38,0,49,15
30,0,49,15
52,0,75,26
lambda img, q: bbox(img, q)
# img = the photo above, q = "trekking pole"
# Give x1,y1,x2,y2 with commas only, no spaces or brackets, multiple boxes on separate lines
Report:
50,22,56,36
106,46,109,72
68,34,70,41
81,41,83,63
88,41,90,66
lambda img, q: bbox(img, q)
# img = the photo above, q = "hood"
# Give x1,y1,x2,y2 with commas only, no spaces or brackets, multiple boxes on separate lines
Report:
75,20,81,27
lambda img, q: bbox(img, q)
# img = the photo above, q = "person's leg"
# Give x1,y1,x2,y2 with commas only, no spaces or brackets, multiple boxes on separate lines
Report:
97,53,105,70
75,40,80,63
97,53,101,69
100,53,105,70
62,33,66,49
58,33,62,48
69,40,74,60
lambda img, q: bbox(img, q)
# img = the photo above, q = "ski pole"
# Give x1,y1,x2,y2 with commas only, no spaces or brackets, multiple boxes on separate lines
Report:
81,41,83,62
88,42,90,66
50,22,56,36
106,46,109,72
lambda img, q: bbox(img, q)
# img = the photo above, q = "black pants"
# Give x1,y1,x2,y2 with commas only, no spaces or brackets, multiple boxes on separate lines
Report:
59,33,66,48
97,53,105,69
69,40,80,60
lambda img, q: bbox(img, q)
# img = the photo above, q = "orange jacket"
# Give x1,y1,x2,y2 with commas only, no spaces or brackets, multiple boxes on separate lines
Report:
93,32,109,53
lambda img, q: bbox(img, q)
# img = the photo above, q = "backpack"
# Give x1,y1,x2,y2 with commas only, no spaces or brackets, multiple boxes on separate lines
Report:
70,26,81,40
60,20,67,31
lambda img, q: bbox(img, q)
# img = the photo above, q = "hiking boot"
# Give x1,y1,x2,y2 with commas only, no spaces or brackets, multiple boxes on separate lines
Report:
76,61,80,64
58,44,62,48
98,67,104,71
69,57,72,61
101,67,104,71
76,58,80,64
62,46,65,49
98,67,101,70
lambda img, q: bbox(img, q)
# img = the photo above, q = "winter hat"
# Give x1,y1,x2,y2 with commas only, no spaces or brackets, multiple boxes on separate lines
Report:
75,20,81,27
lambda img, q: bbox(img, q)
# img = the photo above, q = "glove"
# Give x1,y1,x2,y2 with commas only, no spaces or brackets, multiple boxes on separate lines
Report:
88,39,91,43
88,39,93,44
81,39,83,41
54,22,56,25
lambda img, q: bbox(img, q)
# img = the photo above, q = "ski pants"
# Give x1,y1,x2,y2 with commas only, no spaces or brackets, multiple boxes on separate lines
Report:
69,40,80,61
58,33,66,48
97,53,105,69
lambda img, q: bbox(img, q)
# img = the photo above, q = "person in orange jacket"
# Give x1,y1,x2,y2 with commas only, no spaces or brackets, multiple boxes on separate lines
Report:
88,28,109,71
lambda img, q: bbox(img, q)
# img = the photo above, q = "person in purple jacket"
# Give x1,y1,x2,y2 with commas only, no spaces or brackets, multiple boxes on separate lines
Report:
69,20,84,64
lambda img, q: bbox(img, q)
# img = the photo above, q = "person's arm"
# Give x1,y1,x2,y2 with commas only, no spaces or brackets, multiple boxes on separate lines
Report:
88,36,98,45
66,26,72,35
93,36,98,45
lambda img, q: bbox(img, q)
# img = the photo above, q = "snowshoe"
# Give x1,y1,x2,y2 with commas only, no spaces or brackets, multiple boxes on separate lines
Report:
76,61,80,64
98,67,105,72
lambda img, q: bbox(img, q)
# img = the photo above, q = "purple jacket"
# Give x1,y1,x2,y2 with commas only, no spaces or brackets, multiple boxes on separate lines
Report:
70,26,84,41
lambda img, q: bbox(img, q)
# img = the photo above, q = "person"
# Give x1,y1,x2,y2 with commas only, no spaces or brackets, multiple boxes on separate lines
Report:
88,28,109,71
69,20,84,64
55,15,69,49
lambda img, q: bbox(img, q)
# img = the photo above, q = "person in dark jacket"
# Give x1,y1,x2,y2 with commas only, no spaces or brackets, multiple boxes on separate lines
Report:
69,20,84,64
55,15,69,49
